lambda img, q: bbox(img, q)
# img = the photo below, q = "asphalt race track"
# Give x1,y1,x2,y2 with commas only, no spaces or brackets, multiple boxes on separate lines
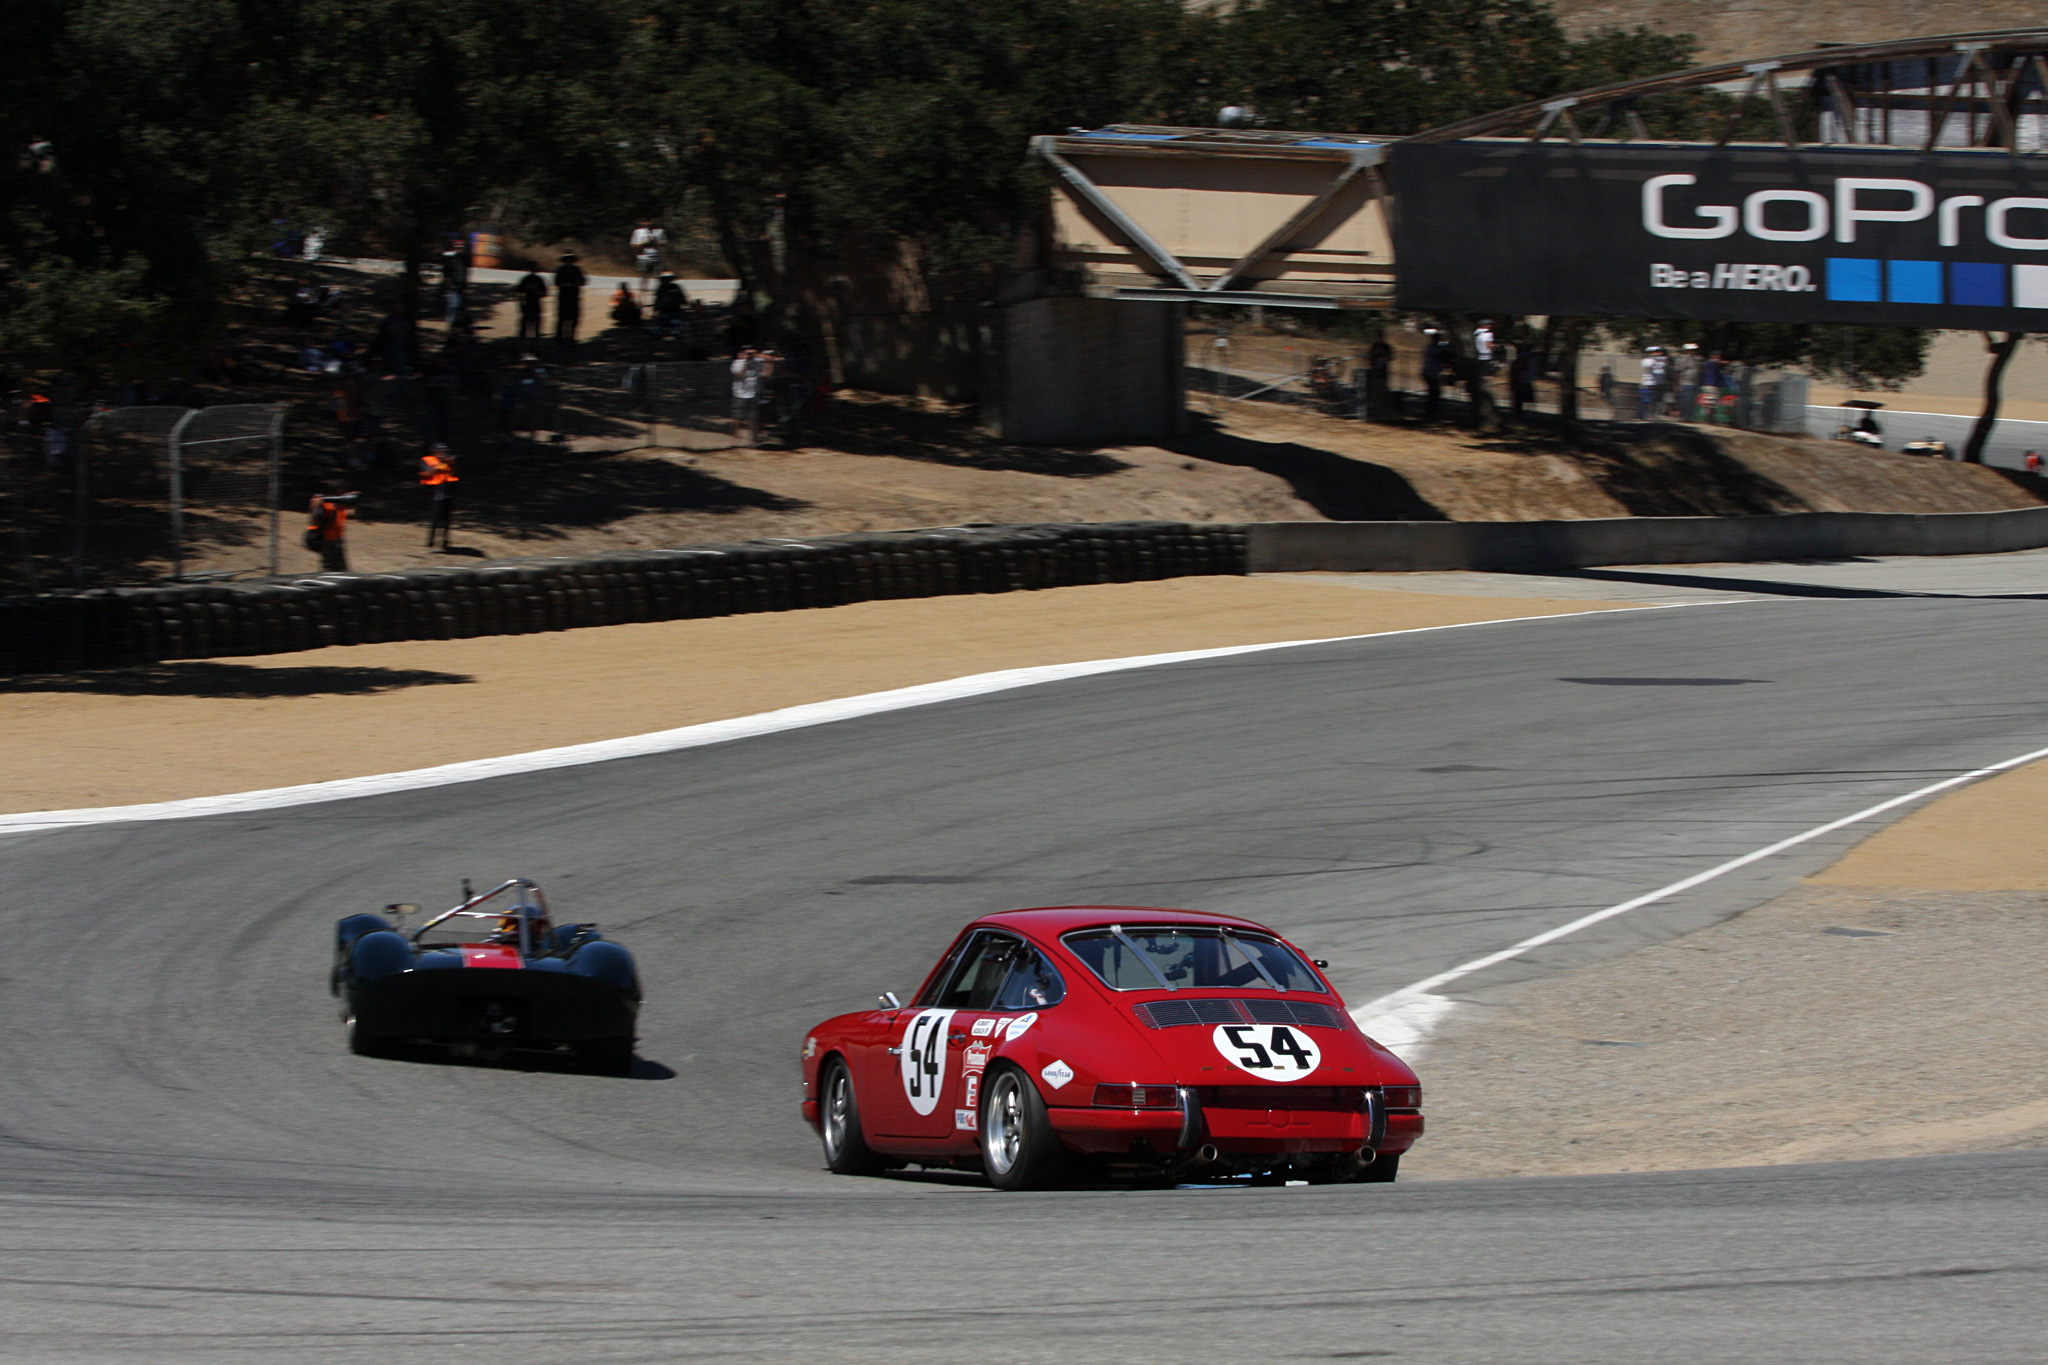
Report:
5,594,2048,1361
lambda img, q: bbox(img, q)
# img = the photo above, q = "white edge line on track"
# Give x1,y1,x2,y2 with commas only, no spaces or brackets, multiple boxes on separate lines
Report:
1352,737,2048,1058
0,602,1711,838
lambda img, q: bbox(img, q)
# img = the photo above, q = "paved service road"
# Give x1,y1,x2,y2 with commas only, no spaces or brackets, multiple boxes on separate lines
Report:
4,597,2047,1360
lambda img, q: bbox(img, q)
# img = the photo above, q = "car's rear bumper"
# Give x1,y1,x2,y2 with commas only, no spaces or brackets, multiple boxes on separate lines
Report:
1049,1105,1423,1156
351,970,637,1045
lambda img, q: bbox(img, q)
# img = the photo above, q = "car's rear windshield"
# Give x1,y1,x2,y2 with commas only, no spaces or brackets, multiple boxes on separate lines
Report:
1061,926,1325,993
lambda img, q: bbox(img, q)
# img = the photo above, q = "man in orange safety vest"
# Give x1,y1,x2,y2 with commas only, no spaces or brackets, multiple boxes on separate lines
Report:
305,492,357,572
419,443,459,550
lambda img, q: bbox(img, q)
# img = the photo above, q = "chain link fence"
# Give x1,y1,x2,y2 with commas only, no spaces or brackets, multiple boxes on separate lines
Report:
0,403,286,589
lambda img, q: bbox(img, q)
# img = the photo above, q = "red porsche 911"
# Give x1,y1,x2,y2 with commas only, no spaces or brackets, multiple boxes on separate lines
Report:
799,907,1423,1189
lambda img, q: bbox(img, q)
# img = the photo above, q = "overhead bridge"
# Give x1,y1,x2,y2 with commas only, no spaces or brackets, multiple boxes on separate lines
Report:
994,27,2048,443
1031,127,1396,310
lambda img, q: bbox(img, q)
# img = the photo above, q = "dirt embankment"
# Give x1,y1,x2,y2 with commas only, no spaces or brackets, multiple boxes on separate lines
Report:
171,393,2048,581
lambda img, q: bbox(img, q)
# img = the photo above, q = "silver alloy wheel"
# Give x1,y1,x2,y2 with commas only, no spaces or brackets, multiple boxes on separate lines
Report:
824,1067,853,1160
985,1071,1024,1175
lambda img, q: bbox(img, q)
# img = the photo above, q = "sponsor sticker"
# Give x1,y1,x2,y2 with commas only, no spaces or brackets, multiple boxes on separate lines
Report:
970,1017,997,1037
963,1040,992,1075
801,1035,817,1060
964,1073,981,1108
1005,1011,1039,1043
954,1108,979,1132
900,1008,955,1116
1041,1059,1074,1090
1210,1023,1323,1081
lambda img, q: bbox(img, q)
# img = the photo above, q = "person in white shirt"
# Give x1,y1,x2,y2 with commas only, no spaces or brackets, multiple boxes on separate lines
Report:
630,220,665,297
730,347,771,445
1638,347,1669,419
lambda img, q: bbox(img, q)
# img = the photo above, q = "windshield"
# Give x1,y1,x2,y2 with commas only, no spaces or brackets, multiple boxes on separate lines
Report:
1062,926,1325,993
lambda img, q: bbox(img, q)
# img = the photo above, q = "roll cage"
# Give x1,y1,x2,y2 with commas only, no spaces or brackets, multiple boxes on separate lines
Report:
406,877,562,958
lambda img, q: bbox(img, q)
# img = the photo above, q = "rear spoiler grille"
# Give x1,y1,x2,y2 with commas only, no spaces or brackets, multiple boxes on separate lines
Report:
1133,998,1348,1030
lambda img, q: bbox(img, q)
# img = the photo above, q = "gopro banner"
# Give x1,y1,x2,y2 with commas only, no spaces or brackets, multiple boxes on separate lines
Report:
1386,142,2048,326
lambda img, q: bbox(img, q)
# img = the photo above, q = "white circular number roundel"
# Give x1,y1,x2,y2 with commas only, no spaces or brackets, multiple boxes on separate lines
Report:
900,1009,955,1116
1211,1023,1322,1080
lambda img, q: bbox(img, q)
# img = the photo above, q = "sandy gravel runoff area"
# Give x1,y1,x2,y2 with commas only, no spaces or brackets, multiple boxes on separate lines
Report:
1406,758,2048,1181
10,573,2045,1182
0,576,1623,814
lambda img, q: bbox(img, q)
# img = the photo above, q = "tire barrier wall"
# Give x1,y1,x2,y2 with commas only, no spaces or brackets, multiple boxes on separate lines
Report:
1246,506,2048,574
0,523,1249,676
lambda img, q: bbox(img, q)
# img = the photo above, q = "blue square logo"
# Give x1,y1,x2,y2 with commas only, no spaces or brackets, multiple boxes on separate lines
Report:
1951,262,2006,308
1827,259,1882,302
1887,259,1943,305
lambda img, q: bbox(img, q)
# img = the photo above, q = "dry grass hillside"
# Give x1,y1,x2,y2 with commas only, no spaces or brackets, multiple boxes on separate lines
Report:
1551,1,2039,63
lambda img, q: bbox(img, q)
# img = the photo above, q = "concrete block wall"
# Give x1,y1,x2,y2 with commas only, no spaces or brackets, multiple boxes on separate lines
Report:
1245,507,2048,573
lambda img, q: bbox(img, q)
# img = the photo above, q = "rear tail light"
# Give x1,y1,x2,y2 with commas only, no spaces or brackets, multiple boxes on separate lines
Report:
1382,1085,1421,1110
1092,1084,1181,1109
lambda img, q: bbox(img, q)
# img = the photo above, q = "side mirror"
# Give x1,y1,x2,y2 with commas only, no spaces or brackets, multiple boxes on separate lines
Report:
878,990,903,1009
386,902,418,922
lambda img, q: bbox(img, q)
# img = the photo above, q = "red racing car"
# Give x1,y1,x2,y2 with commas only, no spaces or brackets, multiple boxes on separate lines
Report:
800,907,1423,1188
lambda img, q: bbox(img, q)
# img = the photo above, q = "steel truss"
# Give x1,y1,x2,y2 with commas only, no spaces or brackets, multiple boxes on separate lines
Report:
1407,28,2048,152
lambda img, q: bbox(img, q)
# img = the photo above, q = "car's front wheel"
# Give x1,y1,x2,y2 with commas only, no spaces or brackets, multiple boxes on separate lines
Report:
980,1065,1067,1191
819,1057,886,1175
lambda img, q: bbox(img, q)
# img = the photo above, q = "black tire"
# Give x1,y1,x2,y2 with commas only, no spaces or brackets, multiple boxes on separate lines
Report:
582,1036,635,1077
344,1012,398,1059
1356,1152,1400,1183
819,1057,887,1175
980,1065,1067,1191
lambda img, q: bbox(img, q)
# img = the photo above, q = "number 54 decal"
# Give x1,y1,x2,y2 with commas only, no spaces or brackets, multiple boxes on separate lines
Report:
1212,1023,1322,1080
900,1008,955,1116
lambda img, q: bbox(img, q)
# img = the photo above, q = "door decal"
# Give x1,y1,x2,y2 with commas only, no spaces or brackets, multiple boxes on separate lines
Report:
900,1008,955,1116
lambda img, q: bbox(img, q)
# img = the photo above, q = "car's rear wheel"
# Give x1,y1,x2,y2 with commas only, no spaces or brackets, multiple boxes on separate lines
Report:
344,1012,397,1059
820,1057,886,1175
582,1036,635,1077
981,1065,1067,1191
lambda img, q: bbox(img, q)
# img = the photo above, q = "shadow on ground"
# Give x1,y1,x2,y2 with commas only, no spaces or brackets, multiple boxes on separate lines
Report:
447,446,806,540
0,662,475,697
1175,415,1446,520
823,396,1132,477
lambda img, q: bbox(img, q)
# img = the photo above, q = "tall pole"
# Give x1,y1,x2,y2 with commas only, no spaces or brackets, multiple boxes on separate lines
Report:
166,409,199,581
267,403,285,577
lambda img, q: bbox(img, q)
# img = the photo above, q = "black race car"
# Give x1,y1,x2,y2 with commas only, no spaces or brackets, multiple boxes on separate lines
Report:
331,877,642,1074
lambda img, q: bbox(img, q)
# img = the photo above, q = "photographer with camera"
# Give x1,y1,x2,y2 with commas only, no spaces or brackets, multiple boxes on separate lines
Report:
305,491,359,572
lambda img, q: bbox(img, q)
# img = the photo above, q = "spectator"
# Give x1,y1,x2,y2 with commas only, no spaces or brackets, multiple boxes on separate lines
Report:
516,269,547,340
304,492,357,572
610,283,643,329
1509,343,1539,419
730,346,768,444
1598,362,1614,404
1473,319,1497,375
553,253,587,345
2027,450,2042,476
630,219,665,296
1420,329,1450,420
652,273,686,339
1676,342,1703,419
419,443,459,550
43,421,69,472
1638,346,1668,419
1366,337,1393,419
1698,352,1726,424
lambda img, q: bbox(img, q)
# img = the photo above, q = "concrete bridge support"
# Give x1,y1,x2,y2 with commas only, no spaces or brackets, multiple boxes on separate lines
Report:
986,297,1185,445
